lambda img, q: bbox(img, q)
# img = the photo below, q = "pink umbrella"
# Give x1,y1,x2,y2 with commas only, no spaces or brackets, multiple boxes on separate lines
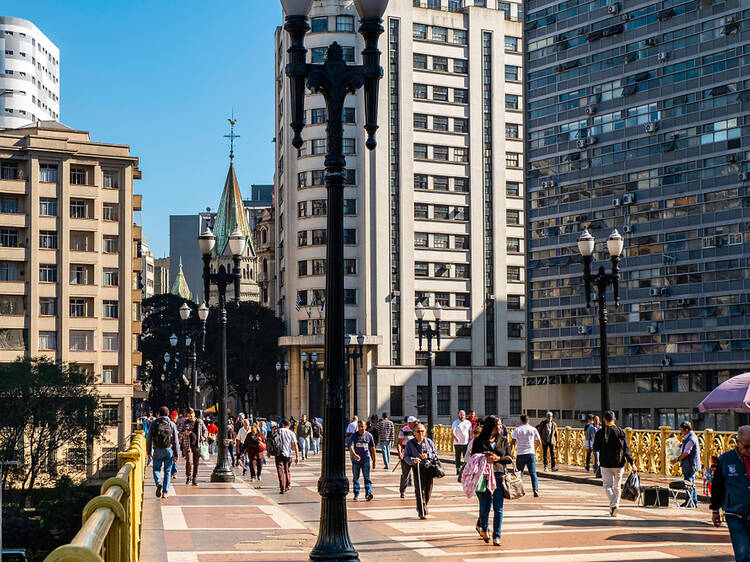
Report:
698,373,750,413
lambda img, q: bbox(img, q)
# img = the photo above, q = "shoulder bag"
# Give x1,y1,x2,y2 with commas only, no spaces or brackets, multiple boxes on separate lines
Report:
502,461,526,500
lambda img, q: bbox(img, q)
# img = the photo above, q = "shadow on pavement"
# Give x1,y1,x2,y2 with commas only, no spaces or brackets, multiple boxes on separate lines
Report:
607,531,731,544
544,518,713,529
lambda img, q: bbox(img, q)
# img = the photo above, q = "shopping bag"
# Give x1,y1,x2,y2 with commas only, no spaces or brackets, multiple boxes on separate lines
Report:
476,474,488,493
622,471,641,502
502,463,526,500
199,441,209,461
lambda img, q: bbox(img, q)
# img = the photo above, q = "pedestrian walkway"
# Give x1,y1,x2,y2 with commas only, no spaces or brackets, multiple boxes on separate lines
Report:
140,450,734,561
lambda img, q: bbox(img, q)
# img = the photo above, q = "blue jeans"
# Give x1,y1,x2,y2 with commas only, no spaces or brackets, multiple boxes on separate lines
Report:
380,441,392,469
298,437,309,459
516,453,539,492
152,448,175,494
683,469,698,505
726,515,750,562
476,486,504,539
351,461,372,496
311,437,321,455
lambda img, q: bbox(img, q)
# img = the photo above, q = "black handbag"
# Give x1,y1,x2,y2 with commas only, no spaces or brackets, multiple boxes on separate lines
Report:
427,458,445,478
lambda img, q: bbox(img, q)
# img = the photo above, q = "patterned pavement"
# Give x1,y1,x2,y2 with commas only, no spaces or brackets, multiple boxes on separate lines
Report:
141,450,734,561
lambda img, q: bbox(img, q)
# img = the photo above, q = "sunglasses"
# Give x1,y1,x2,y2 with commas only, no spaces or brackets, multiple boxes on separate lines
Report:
414,429,425,433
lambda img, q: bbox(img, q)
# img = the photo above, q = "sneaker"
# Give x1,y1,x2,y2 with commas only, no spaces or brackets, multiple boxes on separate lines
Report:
186,477,191,485
162,493,169,499
400,492,406,499
250,477,255,482
155,484,162,498
611,507,618,517
191,480,198,486
551,467,559,472
353,495,359,501
543,465,548,471
533,490,540,498
280,489,285,494
492,537,501,547
366,493,374,502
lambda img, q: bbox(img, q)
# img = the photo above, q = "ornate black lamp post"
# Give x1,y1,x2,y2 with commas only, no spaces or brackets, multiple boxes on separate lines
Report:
198,226,246,483
275,361,290,419
416,302,442,439
179,302,209,410
344,334,365,419
281,0,387,558
248,373,261,419
578,228,625,413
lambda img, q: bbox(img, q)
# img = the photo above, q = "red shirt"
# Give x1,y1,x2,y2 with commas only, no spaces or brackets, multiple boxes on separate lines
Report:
208,423,218,435
469,417,478,430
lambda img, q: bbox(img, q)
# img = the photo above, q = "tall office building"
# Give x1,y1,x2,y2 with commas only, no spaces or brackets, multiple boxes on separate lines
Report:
0,17,60,129
524,0,750,430
275,0,526,422
141,237,154,298
0,122,142,476
154,256,170,295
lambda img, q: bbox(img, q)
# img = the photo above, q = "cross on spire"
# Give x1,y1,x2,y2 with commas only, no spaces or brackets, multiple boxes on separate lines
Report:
224,110,240,161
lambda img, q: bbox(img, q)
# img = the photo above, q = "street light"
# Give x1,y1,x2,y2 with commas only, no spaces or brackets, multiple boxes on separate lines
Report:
416,302,441,439
179,302,207,410
275,361,289,419
578,228,624,414
281,0,387,558
199,225,246,483
345,334,365,419
248,373,261,419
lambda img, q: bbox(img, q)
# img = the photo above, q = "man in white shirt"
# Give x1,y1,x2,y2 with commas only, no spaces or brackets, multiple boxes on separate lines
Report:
236,419,250,474
275,420,299,494
511,414,542,497
346,415,359,443
451,410,473,479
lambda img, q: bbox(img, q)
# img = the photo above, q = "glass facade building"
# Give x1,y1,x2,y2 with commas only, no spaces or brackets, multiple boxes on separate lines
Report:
524,0,750,430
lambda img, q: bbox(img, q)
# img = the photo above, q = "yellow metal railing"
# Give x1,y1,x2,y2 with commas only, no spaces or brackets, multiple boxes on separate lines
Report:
399,424,735,476
45,431,147,562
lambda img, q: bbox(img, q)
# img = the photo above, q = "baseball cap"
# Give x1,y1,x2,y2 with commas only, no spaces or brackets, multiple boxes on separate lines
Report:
546,411,553,416
407,416,417,423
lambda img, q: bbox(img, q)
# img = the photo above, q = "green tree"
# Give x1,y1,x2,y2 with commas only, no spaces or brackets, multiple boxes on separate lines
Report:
0,358,104,501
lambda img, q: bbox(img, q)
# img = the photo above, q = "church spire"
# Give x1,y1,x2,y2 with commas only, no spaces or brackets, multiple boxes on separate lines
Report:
171,257,191,300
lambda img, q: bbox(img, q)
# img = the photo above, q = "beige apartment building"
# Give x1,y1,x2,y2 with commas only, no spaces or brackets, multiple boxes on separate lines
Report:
275,0,525,423
0,121,142,477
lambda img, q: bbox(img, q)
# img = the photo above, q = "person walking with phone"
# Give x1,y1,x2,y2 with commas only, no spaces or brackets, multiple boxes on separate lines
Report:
180,408,207,486
147,406,181,499
403,423,438,519
470,415,513,546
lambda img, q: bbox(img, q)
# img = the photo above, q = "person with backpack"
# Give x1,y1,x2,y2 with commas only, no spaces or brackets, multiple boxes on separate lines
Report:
311,418,323,455
180,408,207,486
295,414,313,460
146,406,181,499
268,419,299,494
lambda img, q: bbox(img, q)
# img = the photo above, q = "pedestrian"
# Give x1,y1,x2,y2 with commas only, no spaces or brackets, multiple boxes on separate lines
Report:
467,410,479,431
207,418,219,455
236,418,250,473
511,414,541,497
311,417,323,455
244,422,266,485
296,414,313,460
671,421,701,507
348,419,376,501
234,413,245,433
711,425,750,561
397,416,417,498
274,419,299,494
346,415,358,442
146,406,180,499
470,415,513,546
585,415,601,474
227,418,236,466
289,416,297,432
376,412,395,469
593,410,637,517
451,409,473,480
180,408,207,486
403,423,438,519
536,411,558,471
367,415,379,446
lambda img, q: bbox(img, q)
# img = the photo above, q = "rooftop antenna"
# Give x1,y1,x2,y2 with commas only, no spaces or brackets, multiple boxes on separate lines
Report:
224,110,240,161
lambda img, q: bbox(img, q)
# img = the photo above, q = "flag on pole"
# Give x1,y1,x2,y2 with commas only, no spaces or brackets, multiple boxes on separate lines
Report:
295,292,302,311
309,290,316,313
321,298,326,313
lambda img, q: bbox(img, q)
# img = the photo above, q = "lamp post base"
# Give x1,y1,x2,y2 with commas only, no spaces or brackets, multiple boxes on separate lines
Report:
210,440,235,483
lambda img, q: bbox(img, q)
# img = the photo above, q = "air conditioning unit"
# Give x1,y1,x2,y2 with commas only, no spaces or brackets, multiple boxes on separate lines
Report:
660,287,669,296
658,52,669,62
740,171,750,182
541,180,557,189
622,224,632,233
678,298,687,306
608,3,620,15
623,193,636,204
649,288,659,297
648,324,658,334
587,136,598,146
661,357,672,367
645,37,657,46
612,198,622,207
645,121,659,133
576,139,588,149
577,326,590,335
585,105,596,115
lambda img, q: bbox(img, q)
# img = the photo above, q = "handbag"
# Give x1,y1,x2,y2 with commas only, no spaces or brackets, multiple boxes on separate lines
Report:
430,458,445,479
199,441,209,461
476,474,488,493
501,462,526,500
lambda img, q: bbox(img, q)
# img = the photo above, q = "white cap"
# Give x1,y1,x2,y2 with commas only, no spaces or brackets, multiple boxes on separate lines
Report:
546,411,553,416
407,416,417,423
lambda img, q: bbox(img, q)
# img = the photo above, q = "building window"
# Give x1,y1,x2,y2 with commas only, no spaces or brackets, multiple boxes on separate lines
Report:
70,168,86,185
414,174,428,189
506,209,520,225
506,123,519,139
312,200,326,216
498,2,512,19
343,138,356,155
311,47,327,63
39,164,57,183
417,385,427,416
103,300,118,318
433,116,448,131
433,234,449,249
70,265,88,285
454,59,468,74
433,56,448,72
433,146,449,161
343,108,355,123
311,108,327,124
434,292,450,307
414,113,428,129
414,144,428,159
508,352,523,368
0,229,18,247
505,65,519,81
298,261,308,277
103,269,118,286
455,264,469,278
39,331,56,350
66,448,86,471
432,26,447,42
312,170,325,185
505,94,519,110
297,172,307,188
504,36,519,52
508,323,523,338
311,139,326,154
336,15,354,31
312,259,326,276
413,53,427,69
433,86,448,102
437,386,451,415
453,29,467,44
103,203,118,221
298,231,308,247
454,177,469,192
311,17,328,32
344,259,356,275
39,297,56,315
102,404,119,425
414,84,428,99
509,385,521,414
344,169,356,185
70,199,87,218
39,230,57,249
484,386,498,415
507,294,521,310
298,320,309,335
454,118,469,133
390,386,404,417
69,330,94,351
297,201,307,218
413,23,426,39
0,196,18,214
455,293,470,307
344,318,357,334
415,232,428,247
507,237,521,253
39,264,57,282
102,171,119,189
69,298,86,317
456,351,471,366
342,47,355,62
344,289,357,305
454,234,469,249
434,263,450,278
432,176,448,191
507,266,521,282
454,148,468,163
103,332,119,351
506,152,520,168
103,236,119,254
458,386,471,412
344,229,356,245
454,89,468,104
434,205,449,219
506,181,520,197
415,262,429,277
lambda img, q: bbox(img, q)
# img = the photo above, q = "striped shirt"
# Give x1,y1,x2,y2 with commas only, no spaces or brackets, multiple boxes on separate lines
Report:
376,419,394,442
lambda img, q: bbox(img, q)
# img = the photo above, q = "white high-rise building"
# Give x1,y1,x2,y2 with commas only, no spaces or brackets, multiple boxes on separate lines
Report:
275,0,525,424
0,17,60,130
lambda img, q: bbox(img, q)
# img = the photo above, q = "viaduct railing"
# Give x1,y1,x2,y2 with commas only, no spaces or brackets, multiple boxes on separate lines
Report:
45,430,147,562
401,424,734,476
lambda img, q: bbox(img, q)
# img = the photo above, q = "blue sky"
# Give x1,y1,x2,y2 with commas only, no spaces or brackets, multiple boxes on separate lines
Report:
6,1,283,256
